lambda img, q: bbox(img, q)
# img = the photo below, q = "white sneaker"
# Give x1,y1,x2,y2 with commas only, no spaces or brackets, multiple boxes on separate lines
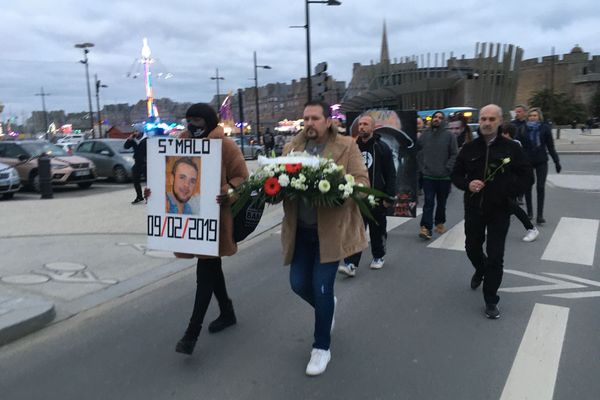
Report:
523,227,539,242
370,258,384,269
331,296,337,334
305,348,331,376
337,263,356,277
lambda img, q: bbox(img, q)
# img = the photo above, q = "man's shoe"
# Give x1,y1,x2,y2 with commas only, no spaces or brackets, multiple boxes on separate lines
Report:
434,223,446,234
523,227,539,242
419,226,432,240
131,197,144,204
305,348,331,376
370,258,384,269
470,273,483,290
536,216,546,225
208,302,237,333
337,263,356,277
484,304,500,319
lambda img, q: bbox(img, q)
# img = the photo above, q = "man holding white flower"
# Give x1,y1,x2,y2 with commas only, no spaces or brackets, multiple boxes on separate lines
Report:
281,100,369,376
451,104,533,319
339,114,396,275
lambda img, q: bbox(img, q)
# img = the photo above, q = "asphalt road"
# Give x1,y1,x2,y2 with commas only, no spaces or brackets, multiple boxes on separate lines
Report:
0,155,598,400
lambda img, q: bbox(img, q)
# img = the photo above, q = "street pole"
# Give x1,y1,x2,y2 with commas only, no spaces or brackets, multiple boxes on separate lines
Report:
210,68,225,112
305,0,312,103
292,1,341,103
253,51,271,146
95,75,108,138
75,43,95,137
35,87,51,140
237,88,245,155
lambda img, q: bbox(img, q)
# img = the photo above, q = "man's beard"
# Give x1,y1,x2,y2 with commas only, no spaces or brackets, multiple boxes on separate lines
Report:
172,183,192,204
305,128,318,139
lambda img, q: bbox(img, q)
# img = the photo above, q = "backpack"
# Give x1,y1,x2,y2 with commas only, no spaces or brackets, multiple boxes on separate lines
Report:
232,193,265,242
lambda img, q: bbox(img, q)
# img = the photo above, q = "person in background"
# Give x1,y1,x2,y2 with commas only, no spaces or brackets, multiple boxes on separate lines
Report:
448,114,473,148
516,107,561,224
124,129,147,204
338,114,395,276
500,123,539,242
417,111,458,239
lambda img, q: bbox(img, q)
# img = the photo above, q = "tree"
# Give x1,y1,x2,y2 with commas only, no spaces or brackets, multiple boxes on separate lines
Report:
529,89,587,125
589,89,600,118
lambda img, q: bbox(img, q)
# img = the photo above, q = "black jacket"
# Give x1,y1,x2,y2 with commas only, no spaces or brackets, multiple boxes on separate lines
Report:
124,137,147,165
451,135,533,212
357,133,396,197
515,122,559,166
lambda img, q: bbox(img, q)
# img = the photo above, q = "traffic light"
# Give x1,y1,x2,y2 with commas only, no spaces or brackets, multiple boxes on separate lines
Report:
313,62,328,101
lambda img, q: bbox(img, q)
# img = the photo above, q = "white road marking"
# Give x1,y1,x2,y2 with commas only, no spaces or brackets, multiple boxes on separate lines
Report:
546,291,600,299
500,269,586,293
500,303,569,400
541,217,599,266
427,220,465,251
544,273,600,287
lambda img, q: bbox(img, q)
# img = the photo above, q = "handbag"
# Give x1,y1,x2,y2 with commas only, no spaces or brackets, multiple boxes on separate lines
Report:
232,193,265,242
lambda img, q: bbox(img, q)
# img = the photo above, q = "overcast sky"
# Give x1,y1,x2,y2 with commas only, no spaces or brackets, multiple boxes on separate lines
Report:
2,0,599,121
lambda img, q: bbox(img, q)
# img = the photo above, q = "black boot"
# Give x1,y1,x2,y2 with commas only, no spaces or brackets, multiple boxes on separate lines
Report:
208,301,237,333
175,324,201,355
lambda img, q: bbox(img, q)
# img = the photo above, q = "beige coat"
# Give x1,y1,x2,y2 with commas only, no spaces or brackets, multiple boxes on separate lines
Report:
175,126,248,258
281,129,369,265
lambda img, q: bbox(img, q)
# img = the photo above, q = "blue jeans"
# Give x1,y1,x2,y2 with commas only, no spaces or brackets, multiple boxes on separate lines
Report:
289,226,338,350
420,178,452,231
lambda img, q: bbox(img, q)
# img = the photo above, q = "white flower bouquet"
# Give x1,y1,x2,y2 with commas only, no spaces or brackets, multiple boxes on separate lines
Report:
231,152,388,220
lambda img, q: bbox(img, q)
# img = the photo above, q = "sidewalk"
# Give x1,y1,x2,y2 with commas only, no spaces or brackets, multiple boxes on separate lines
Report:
553,128,600,154
0,160,284,346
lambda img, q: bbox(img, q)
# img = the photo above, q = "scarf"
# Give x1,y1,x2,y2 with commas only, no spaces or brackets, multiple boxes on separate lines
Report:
526,121,541,147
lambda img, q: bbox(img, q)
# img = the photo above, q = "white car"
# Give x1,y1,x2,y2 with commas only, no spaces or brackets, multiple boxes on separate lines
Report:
0,161,21,199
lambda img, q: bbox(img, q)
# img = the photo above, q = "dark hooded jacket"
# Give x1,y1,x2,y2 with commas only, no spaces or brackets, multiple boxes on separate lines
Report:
417,121,458,178
356,133,396,197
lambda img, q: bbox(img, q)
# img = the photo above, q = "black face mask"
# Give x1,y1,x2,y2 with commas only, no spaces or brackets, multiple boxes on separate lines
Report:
188,123,206,138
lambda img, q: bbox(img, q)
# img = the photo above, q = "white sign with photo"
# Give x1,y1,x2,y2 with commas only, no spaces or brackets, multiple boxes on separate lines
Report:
146,138,222,256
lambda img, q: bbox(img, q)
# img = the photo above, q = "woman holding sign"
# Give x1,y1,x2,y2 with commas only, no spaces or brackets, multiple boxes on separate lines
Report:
146,103,248,355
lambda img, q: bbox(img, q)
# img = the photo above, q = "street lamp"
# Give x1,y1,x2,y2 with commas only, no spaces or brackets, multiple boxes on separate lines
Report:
75,42,95,137
210,68,225,112
95,74,108,138
291,0,341,102
253,51,271,145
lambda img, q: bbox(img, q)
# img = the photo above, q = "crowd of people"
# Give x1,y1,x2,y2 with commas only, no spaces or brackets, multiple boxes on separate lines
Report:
139,100,559,376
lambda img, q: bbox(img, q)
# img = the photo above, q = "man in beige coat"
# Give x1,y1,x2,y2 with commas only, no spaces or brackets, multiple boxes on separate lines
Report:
281,101,369,376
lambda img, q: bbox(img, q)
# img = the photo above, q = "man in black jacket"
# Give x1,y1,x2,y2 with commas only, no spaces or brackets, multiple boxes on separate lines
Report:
451,104,533,319
124,130,147,204
339,115,396,276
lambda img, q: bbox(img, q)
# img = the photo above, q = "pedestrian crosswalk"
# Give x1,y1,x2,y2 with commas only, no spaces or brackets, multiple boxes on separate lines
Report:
412,216,599,267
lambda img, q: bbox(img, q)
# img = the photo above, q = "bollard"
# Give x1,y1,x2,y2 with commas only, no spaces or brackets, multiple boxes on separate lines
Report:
38,155,53,199
556,128,561,140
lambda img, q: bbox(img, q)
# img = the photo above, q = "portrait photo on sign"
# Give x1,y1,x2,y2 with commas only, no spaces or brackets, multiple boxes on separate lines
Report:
165,156,202,215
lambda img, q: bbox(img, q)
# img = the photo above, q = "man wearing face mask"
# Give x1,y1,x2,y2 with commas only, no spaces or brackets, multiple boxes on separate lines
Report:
144,103,248,356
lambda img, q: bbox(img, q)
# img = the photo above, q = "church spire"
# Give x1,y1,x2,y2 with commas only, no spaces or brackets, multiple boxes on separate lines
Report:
380,19,390,63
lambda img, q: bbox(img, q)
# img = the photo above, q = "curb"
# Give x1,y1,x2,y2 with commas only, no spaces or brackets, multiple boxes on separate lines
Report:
556,151,600,155
0,295,56,346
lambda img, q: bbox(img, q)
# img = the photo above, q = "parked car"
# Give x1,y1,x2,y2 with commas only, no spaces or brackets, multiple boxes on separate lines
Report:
74,139,135,183
57,134,85,144
0,161,21,199
233,136,265,159
0,140,96,191
56,142,78,155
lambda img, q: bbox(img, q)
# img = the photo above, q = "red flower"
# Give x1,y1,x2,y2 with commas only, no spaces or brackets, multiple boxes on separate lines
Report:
264,177,281,196
285,163,302,174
